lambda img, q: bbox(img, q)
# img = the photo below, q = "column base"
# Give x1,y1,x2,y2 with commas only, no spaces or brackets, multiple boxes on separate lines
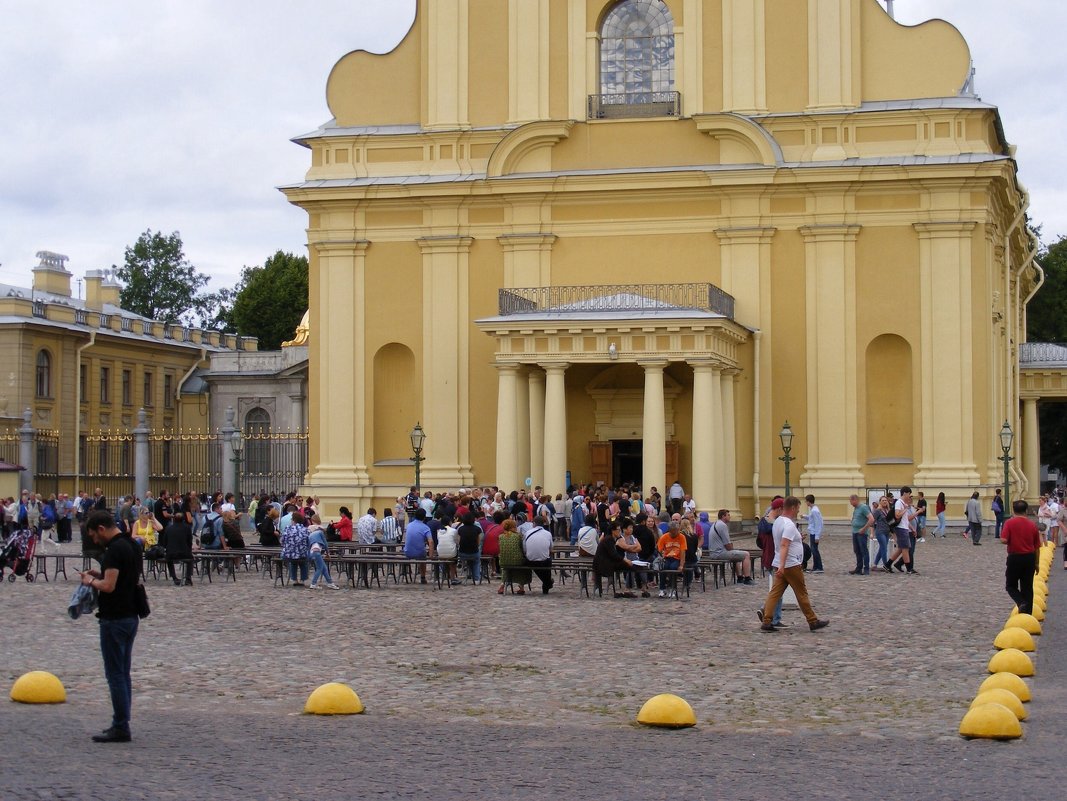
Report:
418,464,477,488
912,464,982,491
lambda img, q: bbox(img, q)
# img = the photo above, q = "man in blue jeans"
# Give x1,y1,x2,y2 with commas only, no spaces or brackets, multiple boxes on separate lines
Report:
79,510,141,743
848,494,874,575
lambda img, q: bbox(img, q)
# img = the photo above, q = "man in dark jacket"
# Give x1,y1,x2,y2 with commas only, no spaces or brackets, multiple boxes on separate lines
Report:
160,517,194,586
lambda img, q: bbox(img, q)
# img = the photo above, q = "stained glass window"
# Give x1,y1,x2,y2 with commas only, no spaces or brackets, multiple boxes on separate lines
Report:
599,0,675,101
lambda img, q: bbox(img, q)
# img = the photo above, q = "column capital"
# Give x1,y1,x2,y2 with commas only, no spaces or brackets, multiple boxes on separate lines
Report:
638,359,670,371
309,239,371,256
416,235,474,255
494,362,522,374
537,361,570,373
686,358,721,373
798,224,861,243
497,233,558,252
714,226,776,244
913,221,979,238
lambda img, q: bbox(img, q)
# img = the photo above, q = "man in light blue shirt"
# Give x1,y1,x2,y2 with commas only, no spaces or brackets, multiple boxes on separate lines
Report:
803,495,824,573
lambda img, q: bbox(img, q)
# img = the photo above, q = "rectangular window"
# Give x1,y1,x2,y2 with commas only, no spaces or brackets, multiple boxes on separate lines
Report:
99,366,110,404
163,374,173,408
121,370,132,406
80,364,87,402
143,371,153,407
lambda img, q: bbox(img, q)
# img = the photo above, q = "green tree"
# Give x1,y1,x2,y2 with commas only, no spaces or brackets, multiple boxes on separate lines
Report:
112,229,211,324
1028,235,1067,473
228,251,309,350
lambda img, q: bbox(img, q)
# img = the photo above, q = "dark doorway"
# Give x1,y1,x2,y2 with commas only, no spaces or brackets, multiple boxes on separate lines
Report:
611,440,642,487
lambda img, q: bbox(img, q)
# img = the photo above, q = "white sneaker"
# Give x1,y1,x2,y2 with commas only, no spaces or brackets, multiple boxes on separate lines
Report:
918,537,926,543
657,590,666,598
309,583,320,590
327,583,341,590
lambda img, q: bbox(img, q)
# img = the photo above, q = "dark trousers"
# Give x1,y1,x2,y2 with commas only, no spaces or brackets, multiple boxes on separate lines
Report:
99,616,138,733
57,518,72,542
994,512,1005,539
527,558,553,594
1005,552,1037,614
852,531,870,573
811,539,823,571
167,556,193,583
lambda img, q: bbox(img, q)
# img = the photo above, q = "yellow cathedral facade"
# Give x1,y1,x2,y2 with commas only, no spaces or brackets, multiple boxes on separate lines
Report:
282,0,1039,518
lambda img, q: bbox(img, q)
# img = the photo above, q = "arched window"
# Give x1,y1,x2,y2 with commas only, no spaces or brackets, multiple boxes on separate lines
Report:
598,0,676,112
244,408,271,478
35,350,51,398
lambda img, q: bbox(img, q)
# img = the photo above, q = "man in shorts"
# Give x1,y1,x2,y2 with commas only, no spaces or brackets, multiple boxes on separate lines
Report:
707,509,753,584
885,486,917,574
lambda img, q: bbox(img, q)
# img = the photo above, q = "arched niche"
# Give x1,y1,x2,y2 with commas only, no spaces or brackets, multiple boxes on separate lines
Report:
372,343,420,462
865,334,913,461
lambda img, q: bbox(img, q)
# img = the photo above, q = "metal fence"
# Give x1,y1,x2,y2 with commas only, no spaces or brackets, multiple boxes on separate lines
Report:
587,90,681,119
0,428,18,467
81,431,134,501
34,429,60,498
498,282,735,319
238,432,309,501
149,432,223,498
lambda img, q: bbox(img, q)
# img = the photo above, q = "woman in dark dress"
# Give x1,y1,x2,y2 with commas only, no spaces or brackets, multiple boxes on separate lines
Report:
593,520,634,597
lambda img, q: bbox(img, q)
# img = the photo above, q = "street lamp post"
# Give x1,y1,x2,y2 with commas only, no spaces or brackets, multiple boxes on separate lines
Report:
779,420,795,498
999,419,1014,505
230,429,244,511
409,423,426,497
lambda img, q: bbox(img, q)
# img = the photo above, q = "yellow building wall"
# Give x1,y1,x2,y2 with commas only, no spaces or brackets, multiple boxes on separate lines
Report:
764,0,808,112
468,0,508,128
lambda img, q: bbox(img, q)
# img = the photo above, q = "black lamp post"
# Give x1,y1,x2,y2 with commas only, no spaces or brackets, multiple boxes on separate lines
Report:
779,420,795,498
410,423,426,497
230,429,244,510
999,420,1014,505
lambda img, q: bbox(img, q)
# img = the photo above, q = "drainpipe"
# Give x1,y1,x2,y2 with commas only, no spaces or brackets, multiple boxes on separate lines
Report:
1015,227,1042,497
73,331,96,495
751,330,762,520
176,346,209,431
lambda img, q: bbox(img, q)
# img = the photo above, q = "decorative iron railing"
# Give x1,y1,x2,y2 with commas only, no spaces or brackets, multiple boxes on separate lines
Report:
34,429,60,497
1020,342,1067,367
587,91,681,119
498,282,734,319
31,299,47,318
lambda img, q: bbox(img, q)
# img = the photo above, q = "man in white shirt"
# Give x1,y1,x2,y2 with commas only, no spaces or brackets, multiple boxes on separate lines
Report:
759,496,828,632
802,495,824,573
522,514,554,594
668,481,685,514
356,509,380,545
681,494,697,516
885,487,917,573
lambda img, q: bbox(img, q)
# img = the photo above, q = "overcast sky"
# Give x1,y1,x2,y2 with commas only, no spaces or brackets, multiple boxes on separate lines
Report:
1,0,1063,294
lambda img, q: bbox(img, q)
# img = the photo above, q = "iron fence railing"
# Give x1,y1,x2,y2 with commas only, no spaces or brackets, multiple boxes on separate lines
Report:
34,429,60,498
587,90,681,119
149,432,223,498
238,432,309,502
1020,342,1067,366
498,282,734,319
80,431,134,501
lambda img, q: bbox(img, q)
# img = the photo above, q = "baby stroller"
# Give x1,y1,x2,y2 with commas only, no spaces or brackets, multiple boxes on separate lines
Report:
1,529,36,583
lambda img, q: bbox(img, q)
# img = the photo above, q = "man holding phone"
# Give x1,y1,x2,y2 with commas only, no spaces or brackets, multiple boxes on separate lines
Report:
79,510,141,743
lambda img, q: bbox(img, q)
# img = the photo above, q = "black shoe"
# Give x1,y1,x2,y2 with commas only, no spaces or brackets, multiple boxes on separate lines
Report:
91,728,131,743
183,579,193,586
772,621,789,629
173,579,181,586
809,619,830,632
893,562,905,572
848,569,861,575
881,565,893,573
760,623,777,632
907,569,919,575
756,609,764,622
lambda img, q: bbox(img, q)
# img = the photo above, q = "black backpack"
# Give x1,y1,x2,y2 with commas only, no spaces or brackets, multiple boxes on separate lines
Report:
199,515,219,547
325,522,340,542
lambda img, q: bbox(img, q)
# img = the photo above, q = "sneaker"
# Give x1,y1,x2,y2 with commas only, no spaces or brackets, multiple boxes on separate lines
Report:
882,565,894,573
658,590,666,598
907,569,919,575
811,569,824,574
91,727,131,743
327,583,341,590
848,569,861,575
809,619,830,631
308,583,319,590
893,562,905,572
918,537,926,543
292,581,305,587
669,590,678,599
760,623,777,632
756,609,764,622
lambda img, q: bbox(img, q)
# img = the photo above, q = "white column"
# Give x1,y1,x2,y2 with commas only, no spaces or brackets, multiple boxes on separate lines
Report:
642,361,668,499
1022,398,1040,504
710,367,725,505
690,361,716,512
495,364,520,491
541,362,569,495
515,368,531,489
721,370,738,513
528,368,546,489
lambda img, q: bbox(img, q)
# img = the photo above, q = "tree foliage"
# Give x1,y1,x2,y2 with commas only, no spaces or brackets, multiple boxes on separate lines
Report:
1028,234,1067,474
227,251,309,350
113,229,214,324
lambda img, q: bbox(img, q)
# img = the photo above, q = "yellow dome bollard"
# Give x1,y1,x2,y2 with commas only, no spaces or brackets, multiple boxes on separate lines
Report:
1006,613,1042,635
1031,605,1045,622
636,693,697,728
303,682,364,715
1032,580,1047,595
994,627,1035,652
988,648,1035,677
10,671,66,704
970,689,1028,721
959,703,1022,740
979,672,1031,702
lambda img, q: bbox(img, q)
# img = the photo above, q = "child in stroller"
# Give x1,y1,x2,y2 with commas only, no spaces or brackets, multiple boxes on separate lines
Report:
1,529,36,582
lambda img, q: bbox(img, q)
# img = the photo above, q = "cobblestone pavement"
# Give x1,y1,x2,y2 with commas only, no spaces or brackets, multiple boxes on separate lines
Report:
1,531,1062,799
